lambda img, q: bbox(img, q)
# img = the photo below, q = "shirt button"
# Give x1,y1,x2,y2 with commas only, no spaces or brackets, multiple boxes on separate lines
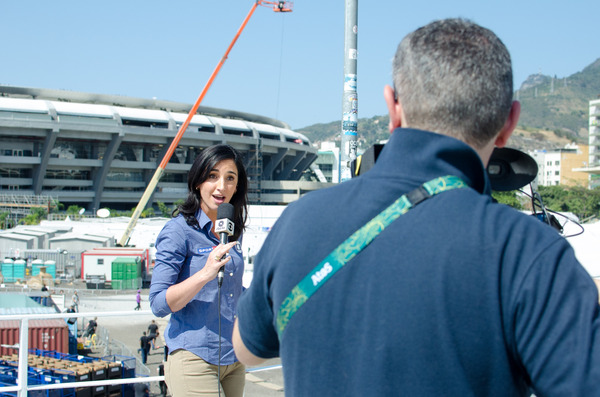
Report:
230,294,233,297
229,272,234,277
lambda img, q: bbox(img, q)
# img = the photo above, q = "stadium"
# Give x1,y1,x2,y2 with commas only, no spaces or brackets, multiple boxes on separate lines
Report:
0,85,325,215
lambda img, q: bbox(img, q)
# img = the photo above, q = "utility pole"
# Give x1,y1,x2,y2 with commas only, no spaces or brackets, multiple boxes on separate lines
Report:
340,0,358,182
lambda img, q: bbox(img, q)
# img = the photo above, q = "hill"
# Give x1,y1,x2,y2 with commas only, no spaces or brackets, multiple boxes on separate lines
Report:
298,58,600,153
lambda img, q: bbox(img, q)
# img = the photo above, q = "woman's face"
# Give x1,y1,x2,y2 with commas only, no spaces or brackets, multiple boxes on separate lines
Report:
198,159,238,216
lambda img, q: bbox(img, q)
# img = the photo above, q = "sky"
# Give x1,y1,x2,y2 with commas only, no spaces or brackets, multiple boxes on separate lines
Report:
1,1,599,130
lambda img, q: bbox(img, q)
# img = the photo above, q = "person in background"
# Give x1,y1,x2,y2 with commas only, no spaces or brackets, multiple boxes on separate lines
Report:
134,290,141,310
140,331,151,365
233,18,600,396
147,319,159,349
158,362,168,396
71,290,79,312
82,317,97,338
134,382,149,397
150,144,248,397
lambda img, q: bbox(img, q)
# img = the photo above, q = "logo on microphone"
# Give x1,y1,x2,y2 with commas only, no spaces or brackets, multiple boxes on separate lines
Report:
311,262,333,286
215,219,235,236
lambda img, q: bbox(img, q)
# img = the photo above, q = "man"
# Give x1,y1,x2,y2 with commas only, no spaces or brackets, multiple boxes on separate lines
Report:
233,19,600,396
147,319,159,349
140,331,151,365
82,317,97,338
71,290,79,312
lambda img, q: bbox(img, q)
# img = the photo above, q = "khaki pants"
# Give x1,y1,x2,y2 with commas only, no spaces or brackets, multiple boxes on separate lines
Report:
165,349,245,397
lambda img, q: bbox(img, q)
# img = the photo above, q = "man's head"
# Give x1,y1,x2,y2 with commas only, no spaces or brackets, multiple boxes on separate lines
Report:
386,18,518,153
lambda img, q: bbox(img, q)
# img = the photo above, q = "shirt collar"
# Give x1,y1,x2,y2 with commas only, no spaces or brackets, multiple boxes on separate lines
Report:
196,209,213,232
373,128,492,195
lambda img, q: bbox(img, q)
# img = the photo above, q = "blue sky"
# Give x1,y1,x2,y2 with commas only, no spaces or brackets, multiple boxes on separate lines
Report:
1,1,598,130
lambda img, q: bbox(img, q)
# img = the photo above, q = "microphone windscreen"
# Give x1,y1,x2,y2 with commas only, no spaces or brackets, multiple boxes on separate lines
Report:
217,202,234,221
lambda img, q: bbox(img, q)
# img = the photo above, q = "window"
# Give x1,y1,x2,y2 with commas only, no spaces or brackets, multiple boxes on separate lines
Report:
555,161,560,166
97,259,104,265
555,171,560,176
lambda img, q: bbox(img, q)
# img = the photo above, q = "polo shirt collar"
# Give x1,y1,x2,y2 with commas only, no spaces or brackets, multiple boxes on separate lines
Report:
375,128,492,195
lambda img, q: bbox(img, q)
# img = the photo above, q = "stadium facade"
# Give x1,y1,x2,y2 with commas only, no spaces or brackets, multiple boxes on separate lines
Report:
0,86,327,213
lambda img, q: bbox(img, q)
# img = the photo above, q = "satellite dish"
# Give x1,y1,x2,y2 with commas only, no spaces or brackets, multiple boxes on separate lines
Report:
78,208,86,215
487,147,538,191
96,208,110,218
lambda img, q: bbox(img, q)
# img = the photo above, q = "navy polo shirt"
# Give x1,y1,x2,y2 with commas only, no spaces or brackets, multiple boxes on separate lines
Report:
237,128,600,396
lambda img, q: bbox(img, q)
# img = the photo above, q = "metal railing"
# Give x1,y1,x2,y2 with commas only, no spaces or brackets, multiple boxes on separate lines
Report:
0,309,163,396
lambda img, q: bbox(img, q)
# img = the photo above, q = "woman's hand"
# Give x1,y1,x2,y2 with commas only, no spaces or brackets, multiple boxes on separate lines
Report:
200,241,238,280
165,240,238,312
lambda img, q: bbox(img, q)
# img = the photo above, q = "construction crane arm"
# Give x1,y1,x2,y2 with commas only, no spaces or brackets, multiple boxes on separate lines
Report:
117,0,292,247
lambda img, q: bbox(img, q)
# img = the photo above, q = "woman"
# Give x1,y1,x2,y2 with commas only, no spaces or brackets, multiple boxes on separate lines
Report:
150,144,248,397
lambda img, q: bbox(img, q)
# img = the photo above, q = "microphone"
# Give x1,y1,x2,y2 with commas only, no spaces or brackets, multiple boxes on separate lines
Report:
215,203,235,287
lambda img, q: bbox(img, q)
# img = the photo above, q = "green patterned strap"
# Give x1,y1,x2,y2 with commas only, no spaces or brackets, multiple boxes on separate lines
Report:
275,175,467,339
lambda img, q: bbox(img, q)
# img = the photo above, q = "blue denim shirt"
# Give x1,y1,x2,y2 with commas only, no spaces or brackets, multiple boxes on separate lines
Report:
149,209,244,365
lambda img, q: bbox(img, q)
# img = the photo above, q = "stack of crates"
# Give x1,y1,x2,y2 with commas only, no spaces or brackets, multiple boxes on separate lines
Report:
111,258,140,290
101,355,129,397
0,350,132,397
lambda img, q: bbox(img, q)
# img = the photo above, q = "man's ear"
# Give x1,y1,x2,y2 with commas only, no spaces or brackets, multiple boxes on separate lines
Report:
384,85,404,133
494,100,520,148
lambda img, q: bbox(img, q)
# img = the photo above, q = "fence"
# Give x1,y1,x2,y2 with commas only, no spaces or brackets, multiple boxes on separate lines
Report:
0,310,162,396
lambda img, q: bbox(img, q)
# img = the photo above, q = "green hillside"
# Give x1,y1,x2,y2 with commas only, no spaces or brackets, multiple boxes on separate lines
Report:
298,58,600,153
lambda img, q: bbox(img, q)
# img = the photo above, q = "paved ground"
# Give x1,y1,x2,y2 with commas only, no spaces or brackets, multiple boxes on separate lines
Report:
74,286,284,396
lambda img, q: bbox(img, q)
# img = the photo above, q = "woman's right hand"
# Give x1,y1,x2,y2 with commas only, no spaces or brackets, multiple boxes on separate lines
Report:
201,241,238,280
165,240,238,312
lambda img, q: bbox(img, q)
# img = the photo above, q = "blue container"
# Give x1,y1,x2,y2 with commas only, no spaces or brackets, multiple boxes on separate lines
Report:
1,261,14,282
12,260,26,281
64,355,96,364
32,262,56,279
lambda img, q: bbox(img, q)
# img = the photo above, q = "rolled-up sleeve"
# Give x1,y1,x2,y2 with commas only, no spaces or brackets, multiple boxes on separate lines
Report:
149,220,188,317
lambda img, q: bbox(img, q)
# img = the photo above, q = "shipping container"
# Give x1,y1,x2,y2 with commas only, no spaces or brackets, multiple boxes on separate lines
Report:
80,248,150,288
0,319,69,356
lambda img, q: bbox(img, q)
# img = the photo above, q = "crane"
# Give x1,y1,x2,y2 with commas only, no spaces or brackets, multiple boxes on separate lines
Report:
117,1,293,247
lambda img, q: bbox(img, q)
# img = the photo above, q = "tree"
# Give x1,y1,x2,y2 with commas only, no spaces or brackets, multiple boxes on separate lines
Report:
538,185,600,221
66,205,83,215
141,207,155,218
21,207,47,225
492,190,524,210
0,211,10,229
157,201,171,218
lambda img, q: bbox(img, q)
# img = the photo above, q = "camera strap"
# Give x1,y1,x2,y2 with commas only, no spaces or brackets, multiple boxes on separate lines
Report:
276,175,468,339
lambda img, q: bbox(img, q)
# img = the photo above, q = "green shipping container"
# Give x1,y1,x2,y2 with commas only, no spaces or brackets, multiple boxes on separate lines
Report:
111,257,140,281
112,261,124,273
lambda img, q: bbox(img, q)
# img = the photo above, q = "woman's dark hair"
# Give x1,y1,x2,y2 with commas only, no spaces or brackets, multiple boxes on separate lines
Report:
174,144,248,241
